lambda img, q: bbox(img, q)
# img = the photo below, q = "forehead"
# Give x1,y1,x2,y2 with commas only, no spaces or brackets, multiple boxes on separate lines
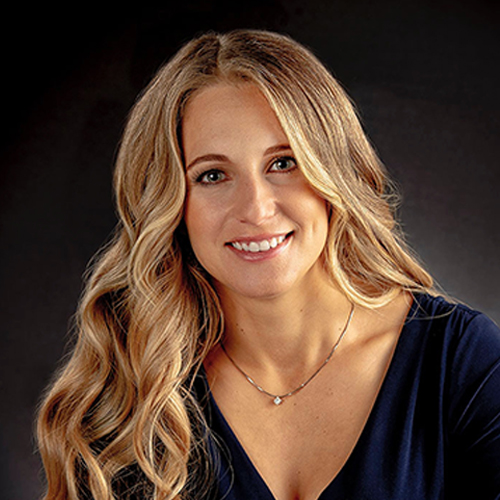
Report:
181,83,288,160
184,82,273,118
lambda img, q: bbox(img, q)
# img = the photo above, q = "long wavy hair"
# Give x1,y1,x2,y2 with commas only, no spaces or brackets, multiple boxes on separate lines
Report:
36,29,434,499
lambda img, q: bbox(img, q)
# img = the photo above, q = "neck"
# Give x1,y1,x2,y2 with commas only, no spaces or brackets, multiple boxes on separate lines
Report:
215,270,354,380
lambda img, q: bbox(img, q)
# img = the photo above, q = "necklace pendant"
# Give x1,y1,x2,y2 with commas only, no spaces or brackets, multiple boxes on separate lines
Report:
273,396,283,405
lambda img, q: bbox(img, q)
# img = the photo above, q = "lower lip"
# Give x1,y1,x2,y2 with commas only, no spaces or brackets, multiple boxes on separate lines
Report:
226,234,293,262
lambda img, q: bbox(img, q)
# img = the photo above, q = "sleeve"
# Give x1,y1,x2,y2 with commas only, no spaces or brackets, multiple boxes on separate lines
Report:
447,312,500,499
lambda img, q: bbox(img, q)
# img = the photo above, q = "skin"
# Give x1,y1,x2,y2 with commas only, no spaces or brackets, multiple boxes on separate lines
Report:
183,83,329,303
182,83,412,500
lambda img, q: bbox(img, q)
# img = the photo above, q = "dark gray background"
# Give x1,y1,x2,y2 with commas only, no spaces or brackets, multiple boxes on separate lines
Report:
1,1,499,498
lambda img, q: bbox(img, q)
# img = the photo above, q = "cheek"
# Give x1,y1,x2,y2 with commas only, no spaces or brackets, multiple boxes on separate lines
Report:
184,197,207,248
300,192,330,253
314,205,330,249
299,188,329,230
184,192,226,264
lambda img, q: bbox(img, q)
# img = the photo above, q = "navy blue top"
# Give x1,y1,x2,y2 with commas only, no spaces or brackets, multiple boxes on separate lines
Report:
198,294,500,499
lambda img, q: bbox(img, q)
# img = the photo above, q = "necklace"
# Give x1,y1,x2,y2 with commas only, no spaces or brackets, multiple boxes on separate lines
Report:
220,303,355,406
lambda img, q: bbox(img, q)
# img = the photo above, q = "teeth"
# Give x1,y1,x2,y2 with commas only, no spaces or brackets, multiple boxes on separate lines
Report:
260,240,271,251
231,234,288,253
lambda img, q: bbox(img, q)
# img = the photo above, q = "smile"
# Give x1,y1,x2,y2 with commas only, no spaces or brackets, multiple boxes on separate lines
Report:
229,233,291,253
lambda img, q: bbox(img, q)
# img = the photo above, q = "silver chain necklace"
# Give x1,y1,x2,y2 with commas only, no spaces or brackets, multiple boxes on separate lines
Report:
220,304,355,406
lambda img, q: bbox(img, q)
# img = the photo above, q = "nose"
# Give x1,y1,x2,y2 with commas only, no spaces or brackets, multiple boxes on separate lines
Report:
233,173,277,225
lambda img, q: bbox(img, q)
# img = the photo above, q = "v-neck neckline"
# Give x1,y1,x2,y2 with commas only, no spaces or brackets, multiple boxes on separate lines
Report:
203,295,421,500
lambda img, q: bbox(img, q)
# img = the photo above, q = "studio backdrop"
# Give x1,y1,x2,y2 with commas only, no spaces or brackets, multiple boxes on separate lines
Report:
1,2,499,498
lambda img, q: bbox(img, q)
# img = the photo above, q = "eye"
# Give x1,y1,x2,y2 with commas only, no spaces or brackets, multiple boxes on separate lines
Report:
195,169,227,185
269,156,297,173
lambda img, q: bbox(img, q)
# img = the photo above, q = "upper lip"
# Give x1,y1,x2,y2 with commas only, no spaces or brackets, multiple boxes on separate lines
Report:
225,231,292,245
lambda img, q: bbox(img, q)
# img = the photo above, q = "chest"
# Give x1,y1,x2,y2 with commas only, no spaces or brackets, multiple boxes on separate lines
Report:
206,341,397,500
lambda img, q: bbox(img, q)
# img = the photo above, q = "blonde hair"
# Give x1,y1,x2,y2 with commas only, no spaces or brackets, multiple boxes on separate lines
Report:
37,29,434,499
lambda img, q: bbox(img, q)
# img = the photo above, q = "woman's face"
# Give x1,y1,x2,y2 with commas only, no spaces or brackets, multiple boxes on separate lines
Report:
182,83,329,300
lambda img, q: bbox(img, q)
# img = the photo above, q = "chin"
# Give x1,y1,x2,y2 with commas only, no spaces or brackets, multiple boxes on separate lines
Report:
214,273,302,301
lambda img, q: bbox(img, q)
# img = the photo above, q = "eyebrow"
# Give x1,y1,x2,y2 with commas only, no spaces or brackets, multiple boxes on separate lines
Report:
185,144,292,171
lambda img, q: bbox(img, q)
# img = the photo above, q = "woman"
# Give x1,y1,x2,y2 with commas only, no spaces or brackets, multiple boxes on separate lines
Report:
37,30,500,499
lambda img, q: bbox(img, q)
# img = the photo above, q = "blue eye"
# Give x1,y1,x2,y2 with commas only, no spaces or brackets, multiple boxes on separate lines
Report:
196,169,227,184
269,157,297,172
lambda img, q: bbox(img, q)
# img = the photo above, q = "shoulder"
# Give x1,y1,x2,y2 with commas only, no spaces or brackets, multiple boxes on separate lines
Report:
409,293,484,324
409,293,500,420
408,296,500,495
406,293,500,348
401,293,500,404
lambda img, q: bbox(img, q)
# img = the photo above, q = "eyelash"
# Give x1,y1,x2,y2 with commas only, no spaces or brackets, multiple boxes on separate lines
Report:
193,156,298,185
195,169,226,184
269,156,297,173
